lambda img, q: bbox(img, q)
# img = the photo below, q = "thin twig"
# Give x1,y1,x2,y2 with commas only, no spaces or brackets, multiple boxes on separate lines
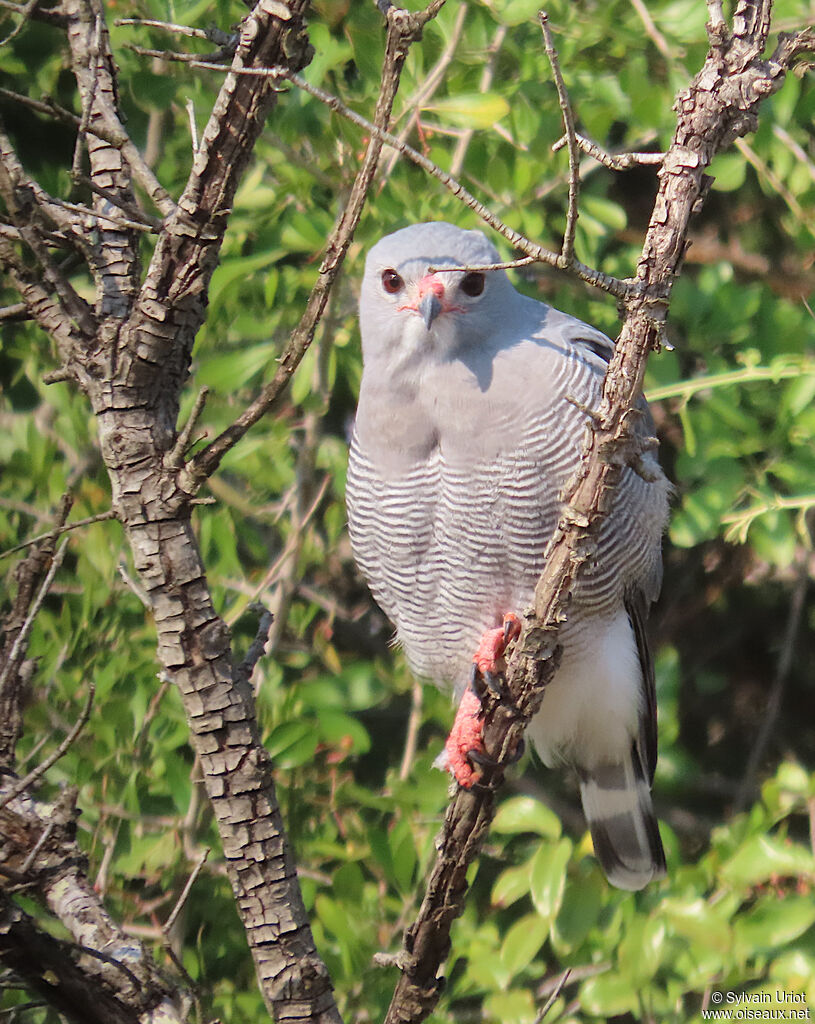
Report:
124,40,235,63
735,136,815,238
0,511,116,561
117,562,150,607
0,539,68,694
0,85,172,221
76,175,163,230
72,12,103,181
238,604,274,685
115,16,234,47
237,473,331,611
450,21,507,176
0,301,29,322
552,131,665,170
0,0,64,25
429,255,537,274
167,387,209,468
186,98,200,153
19,821,55,876
399,678,424,781
535,968,571,1023
0,682,95,811
163,848,210,935
0,0,38,47
629,0,675,61
539,13,579,266
381,3,468,178
773,123,815,186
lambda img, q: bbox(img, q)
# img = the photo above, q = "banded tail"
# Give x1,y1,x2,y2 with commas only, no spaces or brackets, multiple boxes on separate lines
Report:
578,744,666,891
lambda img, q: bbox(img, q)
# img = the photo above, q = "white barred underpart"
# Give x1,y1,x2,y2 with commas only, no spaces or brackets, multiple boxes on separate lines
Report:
346,222,670,890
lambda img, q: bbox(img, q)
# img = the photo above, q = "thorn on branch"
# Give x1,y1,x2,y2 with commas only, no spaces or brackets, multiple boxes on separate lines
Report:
565,393,602,423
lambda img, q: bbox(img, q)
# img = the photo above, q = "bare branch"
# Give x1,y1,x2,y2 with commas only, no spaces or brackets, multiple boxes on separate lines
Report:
0,129,98,339
167,386,209,468
734,557,809,810
0,538,69,698
163,847,210,935
450,21,507,176
0,0,38,47
0,0,65,26
535,968,571,1023
0,301,29,322
237,604,275,685
186,61,633,297
0,510,116,561
115,16,235,46
0,682,95,812
552,131,665,170
125,40,235,63
539,13,580,265
429,255,537,274
629,0,675,61
382,3,468,178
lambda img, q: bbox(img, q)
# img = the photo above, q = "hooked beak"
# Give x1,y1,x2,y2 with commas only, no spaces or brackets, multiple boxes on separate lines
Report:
418,291,443,329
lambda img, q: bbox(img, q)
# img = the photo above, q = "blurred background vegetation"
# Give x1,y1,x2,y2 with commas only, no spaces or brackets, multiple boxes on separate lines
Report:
1,0,814,1020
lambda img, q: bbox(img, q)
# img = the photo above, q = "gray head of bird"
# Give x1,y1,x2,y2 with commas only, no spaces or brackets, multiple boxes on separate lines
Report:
359,222,517,368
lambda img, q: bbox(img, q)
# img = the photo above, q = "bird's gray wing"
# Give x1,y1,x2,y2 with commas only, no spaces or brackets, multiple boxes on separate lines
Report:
625,586,658,783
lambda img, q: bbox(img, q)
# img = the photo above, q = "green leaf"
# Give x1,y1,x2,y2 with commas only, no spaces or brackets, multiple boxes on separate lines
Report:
265,721,319,768
424,93,510,129
492,862,533,909
492,796,562,839
499,913,549,978
662,898,732,954
483,987,538,1024
719,834,815,888
709,151,748,191
734,897,815,952
529,838,572,923
196,343,277,393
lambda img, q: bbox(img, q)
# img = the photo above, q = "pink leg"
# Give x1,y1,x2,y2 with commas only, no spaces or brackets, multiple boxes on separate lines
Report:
444,613,522,788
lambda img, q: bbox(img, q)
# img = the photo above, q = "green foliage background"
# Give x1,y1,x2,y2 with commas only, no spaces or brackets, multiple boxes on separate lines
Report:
1,0,815,1021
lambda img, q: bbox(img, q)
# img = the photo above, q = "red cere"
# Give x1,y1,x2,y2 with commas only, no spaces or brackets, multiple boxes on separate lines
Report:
416,274,445,300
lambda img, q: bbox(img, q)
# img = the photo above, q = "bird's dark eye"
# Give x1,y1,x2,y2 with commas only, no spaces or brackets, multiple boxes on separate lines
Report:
460,271,485,297
381,269,404,294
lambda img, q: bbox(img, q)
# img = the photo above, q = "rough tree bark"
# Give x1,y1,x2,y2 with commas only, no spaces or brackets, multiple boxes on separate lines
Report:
0,0,442,1020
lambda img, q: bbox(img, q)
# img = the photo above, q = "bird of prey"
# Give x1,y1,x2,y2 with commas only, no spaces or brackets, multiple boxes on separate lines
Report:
346,221,670,890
